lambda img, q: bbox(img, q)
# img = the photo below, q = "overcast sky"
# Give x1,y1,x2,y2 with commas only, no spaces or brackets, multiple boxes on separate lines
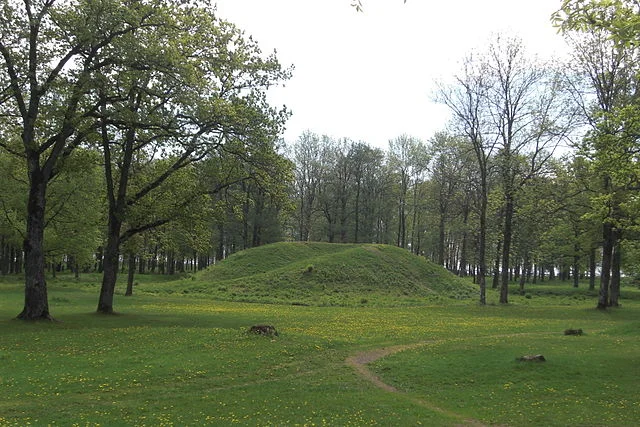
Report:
214,0,570,149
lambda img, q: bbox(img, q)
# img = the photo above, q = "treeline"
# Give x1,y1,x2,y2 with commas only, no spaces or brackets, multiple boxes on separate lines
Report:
2,0,640,317
0,148,291,277
284,132,616,288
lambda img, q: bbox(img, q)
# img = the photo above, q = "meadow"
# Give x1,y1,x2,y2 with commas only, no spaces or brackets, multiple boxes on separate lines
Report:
1,243,639,426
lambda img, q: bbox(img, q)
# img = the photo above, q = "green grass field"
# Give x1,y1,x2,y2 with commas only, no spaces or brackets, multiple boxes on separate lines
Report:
1,243,639,426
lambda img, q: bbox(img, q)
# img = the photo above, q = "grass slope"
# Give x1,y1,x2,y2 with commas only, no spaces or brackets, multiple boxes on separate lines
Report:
143,242,477,306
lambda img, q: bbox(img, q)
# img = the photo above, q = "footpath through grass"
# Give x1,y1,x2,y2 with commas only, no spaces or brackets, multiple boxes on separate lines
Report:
1,273,639,425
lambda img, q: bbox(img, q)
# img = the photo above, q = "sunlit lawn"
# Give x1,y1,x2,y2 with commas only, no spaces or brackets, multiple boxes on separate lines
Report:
1,276,639,426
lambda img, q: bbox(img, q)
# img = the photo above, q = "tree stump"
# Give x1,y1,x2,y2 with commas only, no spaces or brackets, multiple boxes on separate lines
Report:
517,354,546,362
564,328,583,335
249,325,278,336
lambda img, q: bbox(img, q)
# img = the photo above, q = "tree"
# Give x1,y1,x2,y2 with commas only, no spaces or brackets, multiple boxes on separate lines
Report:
206,138,293,257
350,143,388,244
438,35,576,303
0,149,27,275
349,142,382,243
43,149,104,276
91,4,288,313
429,132,474,267
315,137,356,243
479,35,577,303
291,131,323,241
0,0,290,318
288,132,390,245
557,1,640,308
0,0,177,319
437,54,496,305
387,135,428,250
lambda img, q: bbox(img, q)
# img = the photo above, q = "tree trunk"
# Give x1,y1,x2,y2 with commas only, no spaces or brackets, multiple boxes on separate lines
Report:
97,212,123,313
519,254,529,295
168,250,176,275
459,206,469,277
492,240,502,289
138,255,145,274
437,213,446,266
354,181,361,243
95,247,104,273
589,246,596,291
610,231,621,307
0,236,6,275
125,253,135,296
500,196,514,304
598,221,614,309
17,167,52,320
477,173,489,305
573,239,580,288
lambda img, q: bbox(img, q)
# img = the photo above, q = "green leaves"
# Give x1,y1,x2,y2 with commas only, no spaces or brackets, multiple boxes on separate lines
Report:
555,0,640,48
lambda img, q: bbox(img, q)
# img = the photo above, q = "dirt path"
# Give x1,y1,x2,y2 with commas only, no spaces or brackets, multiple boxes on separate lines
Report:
346,342,486,426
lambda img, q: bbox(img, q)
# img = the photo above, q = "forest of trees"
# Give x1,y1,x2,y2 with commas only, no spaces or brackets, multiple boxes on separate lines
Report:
2,0,640,317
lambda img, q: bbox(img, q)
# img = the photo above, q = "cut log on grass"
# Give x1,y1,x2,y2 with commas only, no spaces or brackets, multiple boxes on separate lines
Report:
517,354,546,362
564,328,583,335
249,325,278,336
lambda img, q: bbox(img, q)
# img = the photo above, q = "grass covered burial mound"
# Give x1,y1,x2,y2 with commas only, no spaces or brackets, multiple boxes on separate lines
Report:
149,242,477,306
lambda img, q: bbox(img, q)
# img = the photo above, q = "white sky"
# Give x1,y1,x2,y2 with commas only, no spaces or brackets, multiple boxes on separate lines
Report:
214,0,570,149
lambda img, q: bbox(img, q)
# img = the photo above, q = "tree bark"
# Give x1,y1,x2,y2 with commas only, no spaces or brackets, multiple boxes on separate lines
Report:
476,171,489,305
589,246,596,291
573,237,580,288
437,212,446,266
610,231,621,307
354,180,361,243
598,221,614,309
97,213,123,313
125,253,135,296
458,205,469,277
492,240,502,289
17,161,52,320
97,119,128,313
519,254,530,295
500,195,514,304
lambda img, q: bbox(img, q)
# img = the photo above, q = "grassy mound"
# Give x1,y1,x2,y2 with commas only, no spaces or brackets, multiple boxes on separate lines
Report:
142,242,477,306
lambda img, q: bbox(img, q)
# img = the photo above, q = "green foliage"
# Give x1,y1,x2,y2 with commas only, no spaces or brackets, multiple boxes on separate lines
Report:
45,150,105,268
554,0,640,47
0,148,104,268
145,242,478,305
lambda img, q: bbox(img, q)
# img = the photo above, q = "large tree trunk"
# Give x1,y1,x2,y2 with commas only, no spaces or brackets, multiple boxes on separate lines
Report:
97,214,123,313
17,171,52,320
610,231,621,307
